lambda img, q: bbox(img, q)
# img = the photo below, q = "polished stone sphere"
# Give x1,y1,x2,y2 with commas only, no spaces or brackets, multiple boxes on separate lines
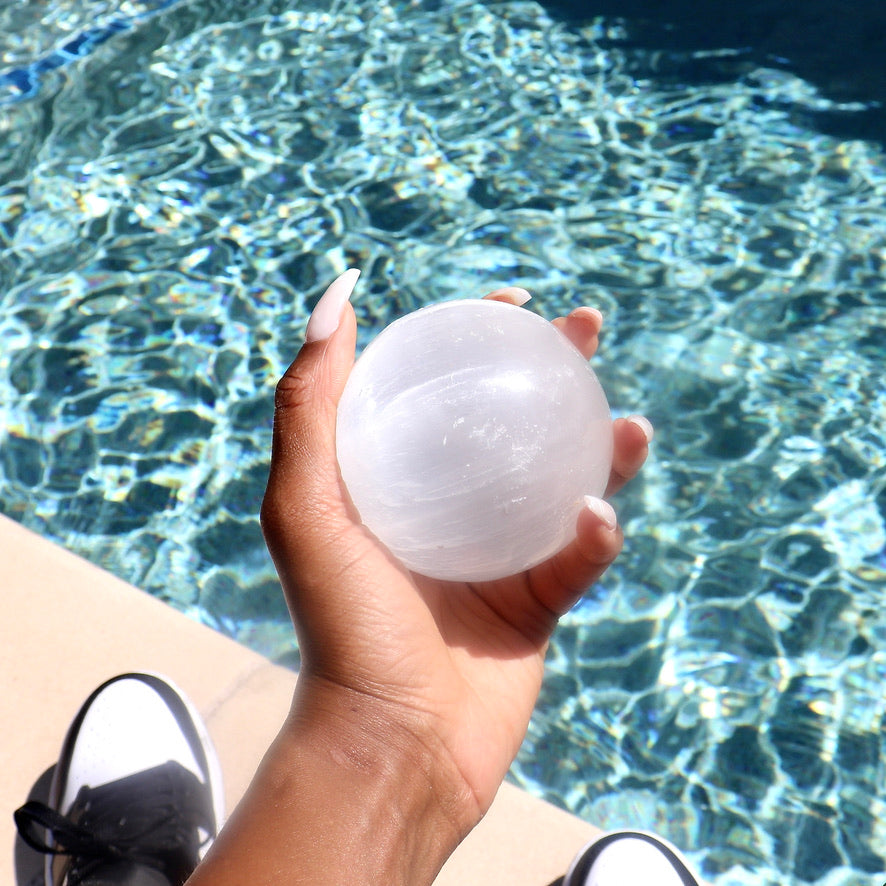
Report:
336,299,613,581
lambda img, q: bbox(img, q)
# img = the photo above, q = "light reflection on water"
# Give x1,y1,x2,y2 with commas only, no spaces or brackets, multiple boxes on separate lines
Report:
1,1,885,883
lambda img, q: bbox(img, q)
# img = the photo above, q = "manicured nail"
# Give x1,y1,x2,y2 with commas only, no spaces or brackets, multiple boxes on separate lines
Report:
305,268,360,343
507,287,532,306
583,495,617,531
627,414,654,443
571,306,603,325
486,286,532,306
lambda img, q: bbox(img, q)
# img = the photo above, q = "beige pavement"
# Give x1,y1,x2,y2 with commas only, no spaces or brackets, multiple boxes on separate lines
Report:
1,513,600,885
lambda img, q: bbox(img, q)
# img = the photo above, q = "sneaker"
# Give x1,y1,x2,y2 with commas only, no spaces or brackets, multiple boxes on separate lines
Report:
564,830,700,886
15,672,224,886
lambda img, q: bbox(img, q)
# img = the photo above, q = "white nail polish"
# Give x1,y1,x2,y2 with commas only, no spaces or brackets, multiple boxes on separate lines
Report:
305,268,360,343
627,414,654,443
583,495,617,530
486,287,532,306
570,306,603,324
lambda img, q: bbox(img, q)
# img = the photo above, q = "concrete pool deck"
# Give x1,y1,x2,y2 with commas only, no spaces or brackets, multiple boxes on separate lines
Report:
1,512,602,886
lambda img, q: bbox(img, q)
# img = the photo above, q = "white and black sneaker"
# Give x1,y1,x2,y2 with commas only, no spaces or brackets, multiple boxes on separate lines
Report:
15,673,224,886
564,830,701,886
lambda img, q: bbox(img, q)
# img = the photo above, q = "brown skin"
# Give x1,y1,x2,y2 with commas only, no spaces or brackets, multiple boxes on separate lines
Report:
186,290,650,886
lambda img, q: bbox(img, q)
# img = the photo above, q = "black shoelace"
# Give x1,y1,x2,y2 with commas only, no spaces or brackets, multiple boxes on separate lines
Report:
15,760,215,886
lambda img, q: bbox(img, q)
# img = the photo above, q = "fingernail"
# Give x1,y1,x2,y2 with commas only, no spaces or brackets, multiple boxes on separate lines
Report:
487,286,532,306
627,414,654,443
571,306,603,325
583,495,617,531
305,268,360,343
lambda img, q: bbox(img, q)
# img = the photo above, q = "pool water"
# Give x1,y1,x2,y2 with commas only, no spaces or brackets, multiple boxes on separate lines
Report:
2,1,885,883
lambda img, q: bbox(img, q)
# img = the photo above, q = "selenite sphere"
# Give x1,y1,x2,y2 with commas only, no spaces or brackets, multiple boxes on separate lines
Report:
336,299,613,582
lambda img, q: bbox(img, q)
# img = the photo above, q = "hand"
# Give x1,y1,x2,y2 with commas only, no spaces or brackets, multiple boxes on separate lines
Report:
258,272,651,880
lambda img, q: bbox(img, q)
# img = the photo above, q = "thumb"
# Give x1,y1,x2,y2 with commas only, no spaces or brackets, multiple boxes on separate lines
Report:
261,269,361,571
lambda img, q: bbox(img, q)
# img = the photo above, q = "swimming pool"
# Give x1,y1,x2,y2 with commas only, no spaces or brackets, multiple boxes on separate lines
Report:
2,1,885,883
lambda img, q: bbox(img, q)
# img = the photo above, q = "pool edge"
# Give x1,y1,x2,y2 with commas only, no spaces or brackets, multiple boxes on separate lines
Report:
0,513,600,885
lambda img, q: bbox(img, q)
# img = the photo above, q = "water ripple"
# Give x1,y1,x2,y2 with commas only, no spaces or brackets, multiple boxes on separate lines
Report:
2,2,886,883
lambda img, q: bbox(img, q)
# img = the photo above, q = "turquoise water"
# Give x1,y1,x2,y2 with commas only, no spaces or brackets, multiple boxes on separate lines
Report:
2,1,885,883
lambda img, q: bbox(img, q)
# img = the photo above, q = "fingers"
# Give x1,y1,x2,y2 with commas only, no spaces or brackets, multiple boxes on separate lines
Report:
481,288,603,360
607,415,654,497
530,413,652,613
482,286,532,305
551,307,603,360
526,496,624,617
261,270,361,569
479,284,652,497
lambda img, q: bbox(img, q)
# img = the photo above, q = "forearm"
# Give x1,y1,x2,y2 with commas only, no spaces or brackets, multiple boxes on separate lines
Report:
188,682,477,886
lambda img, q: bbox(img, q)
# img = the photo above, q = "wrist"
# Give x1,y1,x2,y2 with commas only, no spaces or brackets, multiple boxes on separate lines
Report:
278,676,479,882
191,676,478,886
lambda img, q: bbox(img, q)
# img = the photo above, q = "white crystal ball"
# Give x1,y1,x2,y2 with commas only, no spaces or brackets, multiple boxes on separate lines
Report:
336,299,613,582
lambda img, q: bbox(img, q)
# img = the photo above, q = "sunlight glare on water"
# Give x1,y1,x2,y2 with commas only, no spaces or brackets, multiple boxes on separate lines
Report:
1,1,885,883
